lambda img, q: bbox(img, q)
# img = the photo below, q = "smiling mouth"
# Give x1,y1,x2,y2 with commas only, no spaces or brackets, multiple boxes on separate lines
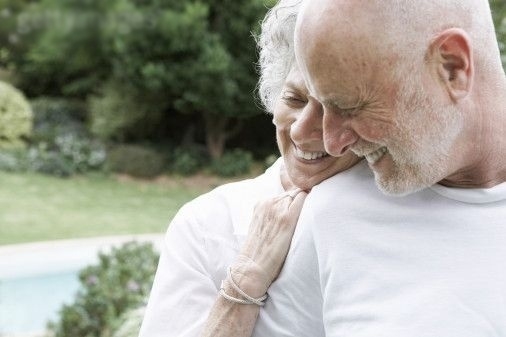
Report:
295,147,329,161
364,147,387,164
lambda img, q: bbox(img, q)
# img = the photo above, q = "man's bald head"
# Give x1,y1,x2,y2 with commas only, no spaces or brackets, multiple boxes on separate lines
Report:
294,0,506,194
296,0,501,81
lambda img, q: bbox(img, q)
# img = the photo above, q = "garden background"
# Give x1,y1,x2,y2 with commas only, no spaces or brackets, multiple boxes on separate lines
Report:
0,0,505,336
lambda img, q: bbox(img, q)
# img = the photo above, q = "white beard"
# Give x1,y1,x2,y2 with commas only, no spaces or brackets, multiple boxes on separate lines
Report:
374,80,464,196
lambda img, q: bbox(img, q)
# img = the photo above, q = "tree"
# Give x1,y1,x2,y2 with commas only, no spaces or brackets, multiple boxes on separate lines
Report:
10,0,271,159
491,0,506,70
102,0,269,159
11,0,112,97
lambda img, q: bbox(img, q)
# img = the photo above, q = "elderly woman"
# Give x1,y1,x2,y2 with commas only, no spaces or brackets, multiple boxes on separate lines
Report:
139,1,360,336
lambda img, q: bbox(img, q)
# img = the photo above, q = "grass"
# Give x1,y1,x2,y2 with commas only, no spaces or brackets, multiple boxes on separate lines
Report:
0,171,236,245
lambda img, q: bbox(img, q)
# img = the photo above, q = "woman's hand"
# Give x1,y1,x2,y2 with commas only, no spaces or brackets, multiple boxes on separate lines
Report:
230,167,308,298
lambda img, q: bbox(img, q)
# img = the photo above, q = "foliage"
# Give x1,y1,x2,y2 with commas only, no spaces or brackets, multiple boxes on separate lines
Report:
211,148,253,177
0,81,33,149
491,0,506,70
0,149,27,172
171,145,208,176
106,144,167,178
5,0,272,158
111,306,146,337
0,0,35,73
25,97,107,176
48,241,159,337
26,134,106,177
31,97,87,143
89,82,162,142
12,0,112,97
26,143,73,177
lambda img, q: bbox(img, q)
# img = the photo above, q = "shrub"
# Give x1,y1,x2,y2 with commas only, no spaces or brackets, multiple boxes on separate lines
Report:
0,81,33,149
26,143,74,177
30,97,88,144
106,144,167,178
211,148,253,177
170,145,207,176
26,136,106,177
0,149,27,172
48,241,159,337
111,306,146,337
27,98,106,176
54,134,106,172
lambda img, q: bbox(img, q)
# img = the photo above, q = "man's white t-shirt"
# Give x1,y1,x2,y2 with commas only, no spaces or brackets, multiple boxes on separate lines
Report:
264,161,506,336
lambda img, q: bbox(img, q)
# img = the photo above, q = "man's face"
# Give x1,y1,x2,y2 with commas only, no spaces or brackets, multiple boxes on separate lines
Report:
295,5,463,195
273,65,360,190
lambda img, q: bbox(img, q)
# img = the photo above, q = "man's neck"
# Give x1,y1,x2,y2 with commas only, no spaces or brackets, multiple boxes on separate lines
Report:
440,94,506,189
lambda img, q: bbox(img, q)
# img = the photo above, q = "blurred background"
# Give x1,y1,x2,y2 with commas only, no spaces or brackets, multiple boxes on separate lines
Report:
0,0,505,336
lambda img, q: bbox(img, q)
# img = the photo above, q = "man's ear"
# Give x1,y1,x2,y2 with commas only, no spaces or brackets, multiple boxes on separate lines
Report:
428,28,473,101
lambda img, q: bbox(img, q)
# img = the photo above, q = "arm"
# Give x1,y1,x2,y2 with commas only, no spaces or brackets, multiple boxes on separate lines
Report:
140,165,306,337
139,204,219,337
200,187,307,337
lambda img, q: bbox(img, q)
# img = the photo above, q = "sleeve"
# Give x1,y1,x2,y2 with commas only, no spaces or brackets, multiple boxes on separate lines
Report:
139,201,218,337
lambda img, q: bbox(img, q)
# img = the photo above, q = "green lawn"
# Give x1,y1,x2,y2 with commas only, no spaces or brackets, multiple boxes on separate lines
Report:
0,171,218,245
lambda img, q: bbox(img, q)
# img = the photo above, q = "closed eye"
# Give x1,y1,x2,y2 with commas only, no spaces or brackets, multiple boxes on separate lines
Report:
281,91,307,107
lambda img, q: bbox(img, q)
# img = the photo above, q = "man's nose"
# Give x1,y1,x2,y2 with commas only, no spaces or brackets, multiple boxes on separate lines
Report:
322,111,358,156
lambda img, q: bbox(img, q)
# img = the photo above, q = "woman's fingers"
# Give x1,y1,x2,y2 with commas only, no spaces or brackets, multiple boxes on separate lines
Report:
287,189,307,220
279,187,303,200
234,188,309,295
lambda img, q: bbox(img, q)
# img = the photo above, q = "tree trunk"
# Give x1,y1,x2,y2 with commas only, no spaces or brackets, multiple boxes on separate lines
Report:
204,113,228,160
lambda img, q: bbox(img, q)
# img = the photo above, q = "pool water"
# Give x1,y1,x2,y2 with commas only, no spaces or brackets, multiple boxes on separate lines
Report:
0,234,163,336
0,269,81,335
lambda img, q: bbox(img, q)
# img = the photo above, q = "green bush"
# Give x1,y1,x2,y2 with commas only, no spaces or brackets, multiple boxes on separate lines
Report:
170,145,207,176
111,306,146,337
0,149,27,172
0,81,33,149
211,148,253,177
106,144,167,178
27,143,74,177
48,241,159,337
54,134,106,172
27,97,106,176
30,97,88,144
26,135,106,177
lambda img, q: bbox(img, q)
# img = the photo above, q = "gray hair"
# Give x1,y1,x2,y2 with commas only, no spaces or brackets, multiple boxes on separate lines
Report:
257,0,302,114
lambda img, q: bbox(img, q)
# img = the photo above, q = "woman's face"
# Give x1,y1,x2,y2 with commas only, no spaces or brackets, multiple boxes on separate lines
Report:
273,65,361,190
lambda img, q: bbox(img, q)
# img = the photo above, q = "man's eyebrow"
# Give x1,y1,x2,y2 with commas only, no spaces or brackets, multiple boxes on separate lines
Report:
321,98,352,109
320,98,340,107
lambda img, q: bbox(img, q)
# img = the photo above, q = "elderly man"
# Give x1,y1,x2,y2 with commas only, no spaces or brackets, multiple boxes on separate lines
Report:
295,0,505,194
265,0,506,336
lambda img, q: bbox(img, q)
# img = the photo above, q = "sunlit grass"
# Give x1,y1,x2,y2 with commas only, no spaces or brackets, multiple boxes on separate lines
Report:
0,171,212,245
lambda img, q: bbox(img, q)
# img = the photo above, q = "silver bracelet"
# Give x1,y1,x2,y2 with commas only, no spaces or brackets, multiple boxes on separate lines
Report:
218,267,268,306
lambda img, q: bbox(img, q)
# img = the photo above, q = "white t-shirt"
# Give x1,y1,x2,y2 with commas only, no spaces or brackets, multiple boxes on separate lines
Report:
266,161,506,337
139,160,287,337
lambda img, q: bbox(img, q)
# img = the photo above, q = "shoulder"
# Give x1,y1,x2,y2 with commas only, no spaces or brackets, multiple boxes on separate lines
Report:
171,159,284,235
312,160,374,197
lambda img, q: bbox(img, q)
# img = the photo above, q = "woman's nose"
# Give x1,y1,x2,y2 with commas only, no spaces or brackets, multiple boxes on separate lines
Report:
290,101,323,143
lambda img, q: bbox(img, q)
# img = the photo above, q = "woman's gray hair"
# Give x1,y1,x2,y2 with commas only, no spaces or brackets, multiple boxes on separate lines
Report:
257,0,302,114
